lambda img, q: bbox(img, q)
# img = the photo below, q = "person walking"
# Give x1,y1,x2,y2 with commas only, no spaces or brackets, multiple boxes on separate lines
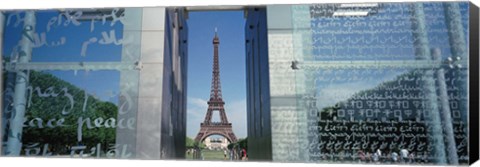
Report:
400,148,409,163
372,151,379,163
224,149,228,160
376,149,382,162
233,147,238,160
408,152,415,164
391,151,399,163
241,148,247,160
365,152,372,163
358,150,366,163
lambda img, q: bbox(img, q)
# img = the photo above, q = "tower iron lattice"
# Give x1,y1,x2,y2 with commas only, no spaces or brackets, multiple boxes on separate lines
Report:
194,29,237,143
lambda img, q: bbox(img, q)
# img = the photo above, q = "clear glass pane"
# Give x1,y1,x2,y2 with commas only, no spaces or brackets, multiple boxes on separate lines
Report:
1,8,143,158
288,2,470,165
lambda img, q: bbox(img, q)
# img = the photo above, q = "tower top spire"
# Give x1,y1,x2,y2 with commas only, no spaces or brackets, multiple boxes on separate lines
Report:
210,26,221,100
213,27,219,44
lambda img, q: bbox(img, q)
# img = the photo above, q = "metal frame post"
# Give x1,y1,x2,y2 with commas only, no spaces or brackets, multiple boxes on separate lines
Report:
4,11,35,156
0,11,5,155
443,1,469,143
410,3,447,164
432,48,459,164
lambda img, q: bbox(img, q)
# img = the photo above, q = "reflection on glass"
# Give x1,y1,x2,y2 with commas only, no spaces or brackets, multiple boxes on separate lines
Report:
3,10,124,63
3,70,121,157
312,68,467,164
0,2,473,165
1,9,133,158
288,2,470,165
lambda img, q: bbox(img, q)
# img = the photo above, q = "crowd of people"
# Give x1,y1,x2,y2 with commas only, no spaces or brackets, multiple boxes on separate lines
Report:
225,147,248,161
356,148,416,164
186,146,203,160
186,146,248,161
187,146,421,164
315,148,421,164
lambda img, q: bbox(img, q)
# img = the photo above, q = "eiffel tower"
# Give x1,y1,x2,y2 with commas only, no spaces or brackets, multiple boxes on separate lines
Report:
194,28,237,143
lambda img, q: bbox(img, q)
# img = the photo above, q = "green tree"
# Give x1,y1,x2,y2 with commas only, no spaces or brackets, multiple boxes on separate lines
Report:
12,71,118,155
185,137,195,149
185,136,206,149
237,138,248,150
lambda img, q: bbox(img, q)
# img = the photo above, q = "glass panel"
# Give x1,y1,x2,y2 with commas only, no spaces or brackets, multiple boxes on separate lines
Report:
289,2,469,165
3,70,121,157
1,8,143,158
3,10,125,62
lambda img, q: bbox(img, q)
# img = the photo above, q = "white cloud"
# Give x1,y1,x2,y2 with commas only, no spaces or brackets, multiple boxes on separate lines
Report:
189,97,208,109
316,71,405,109
224,99,247,139
187,97,208,138
317,80,374,109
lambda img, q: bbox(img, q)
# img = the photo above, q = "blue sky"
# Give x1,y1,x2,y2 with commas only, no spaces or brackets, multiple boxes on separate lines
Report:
186,11,247,139
3,11,122,104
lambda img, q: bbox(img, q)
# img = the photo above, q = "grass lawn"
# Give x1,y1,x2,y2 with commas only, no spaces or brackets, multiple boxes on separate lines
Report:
185,150,226,161
202,150,226,160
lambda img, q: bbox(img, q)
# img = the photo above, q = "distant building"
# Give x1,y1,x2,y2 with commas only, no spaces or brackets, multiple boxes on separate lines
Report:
203,137,230,150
